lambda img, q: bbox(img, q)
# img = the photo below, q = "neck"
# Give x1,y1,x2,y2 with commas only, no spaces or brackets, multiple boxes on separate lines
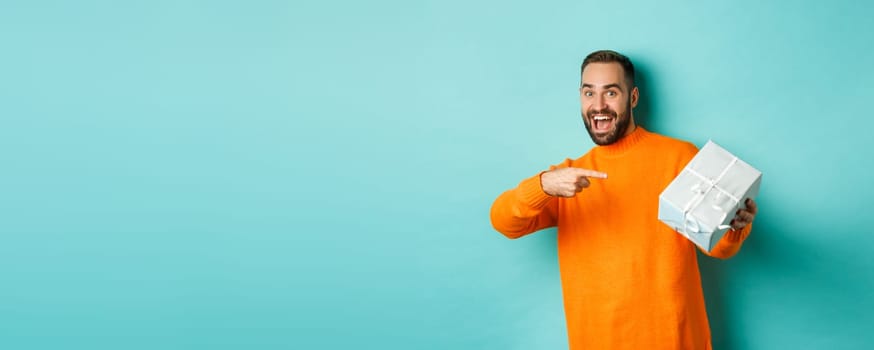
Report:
623,115,637,138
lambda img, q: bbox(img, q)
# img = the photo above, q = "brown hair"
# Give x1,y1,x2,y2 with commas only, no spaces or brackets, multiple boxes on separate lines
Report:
581,50,635,89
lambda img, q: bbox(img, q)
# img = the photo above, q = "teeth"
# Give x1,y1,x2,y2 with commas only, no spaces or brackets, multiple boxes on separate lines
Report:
593,116,611,121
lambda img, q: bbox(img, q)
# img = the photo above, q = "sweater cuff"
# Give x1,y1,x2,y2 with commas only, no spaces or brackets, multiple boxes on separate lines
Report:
516,172,555,209
722,223,752,243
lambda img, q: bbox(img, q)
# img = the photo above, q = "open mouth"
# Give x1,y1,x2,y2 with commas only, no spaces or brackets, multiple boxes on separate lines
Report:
591,114,615,133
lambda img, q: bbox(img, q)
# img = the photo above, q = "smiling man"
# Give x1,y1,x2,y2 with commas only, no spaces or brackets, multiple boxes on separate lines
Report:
490,50,758,350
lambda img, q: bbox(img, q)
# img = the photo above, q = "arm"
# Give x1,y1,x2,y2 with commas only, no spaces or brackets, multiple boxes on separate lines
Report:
704,198,759,259
489,173,559,239
490,165,608,239
704,224,752,259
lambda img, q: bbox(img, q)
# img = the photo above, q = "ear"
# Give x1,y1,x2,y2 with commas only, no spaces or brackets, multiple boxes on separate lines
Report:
630,86,640,108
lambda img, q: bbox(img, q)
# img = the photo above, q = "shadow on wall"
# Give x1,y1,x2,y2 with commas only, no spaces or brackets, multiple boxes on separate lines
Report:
698,207,874,349
698,232,743,350
632,59,873,348
631,60,657,131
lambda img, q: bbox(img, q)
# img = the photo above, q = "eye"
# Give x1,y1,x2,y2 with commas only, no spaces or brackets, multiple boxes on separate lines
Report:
583,91,593,97
606,90,617,97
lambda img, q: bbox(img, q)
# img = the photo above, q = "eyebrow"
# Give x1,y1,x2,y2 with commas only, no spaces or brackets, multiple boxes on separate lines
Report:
580,83,625,91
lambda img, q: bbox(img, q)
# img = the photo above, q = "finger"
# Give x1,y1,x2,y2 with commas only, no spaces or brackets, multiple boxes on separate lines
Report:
730,219,746,231
570,168,608,179
576,177,591,189
737,210,755,222
745,198,758,215
567,182,585,196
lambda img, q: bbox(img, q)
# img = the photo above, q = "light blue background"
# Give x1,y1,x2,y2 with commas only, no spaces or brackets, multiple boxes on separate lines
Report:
2,0,872,349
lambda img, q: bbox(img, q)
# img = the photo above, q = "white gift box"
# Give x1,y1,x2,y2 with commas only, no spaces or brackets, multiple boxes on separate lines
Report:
658,140,762,252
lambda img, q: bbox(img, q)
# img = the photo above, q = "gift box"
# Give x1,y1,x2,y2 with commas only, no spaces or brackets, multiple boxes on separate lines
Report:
658,140,762,252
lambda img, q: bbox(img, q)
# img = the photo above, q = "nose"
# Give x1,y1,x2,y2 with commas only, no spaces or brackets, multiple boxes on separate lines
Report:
592,94,607,110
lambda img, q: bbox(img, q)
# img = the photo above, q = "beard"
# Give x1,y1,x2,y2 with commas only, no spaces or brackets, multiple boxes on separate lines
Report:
582,99,632,146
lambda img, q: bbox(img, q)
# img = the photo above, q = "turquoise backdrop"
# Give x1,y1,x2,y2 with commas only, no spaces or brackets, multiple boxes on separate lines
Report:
2,0,872,349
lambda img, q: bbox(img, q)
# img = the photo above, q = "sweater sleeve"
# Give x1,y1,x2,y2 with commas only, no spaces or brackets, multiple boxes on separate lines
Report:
489,172,559,239
703,223,752,259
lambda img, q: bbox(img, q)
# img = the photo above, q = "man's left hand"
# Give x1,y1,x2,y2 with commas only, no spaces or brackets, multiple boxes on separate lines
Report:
730,198,758,231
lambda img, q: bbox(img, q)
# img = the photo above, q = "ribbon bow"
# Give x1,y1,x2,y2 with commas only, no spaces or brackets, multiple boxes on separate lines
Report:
678,156,741,236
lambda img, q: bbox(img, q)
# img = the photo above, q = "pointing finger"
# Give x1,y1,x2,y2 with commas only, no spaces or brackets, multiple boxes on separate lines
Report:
571,168,608,179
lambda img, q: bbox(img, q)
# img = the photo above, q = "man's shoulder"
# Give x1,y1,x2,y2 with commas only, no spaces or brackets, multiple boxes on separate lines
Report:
643,130,698,156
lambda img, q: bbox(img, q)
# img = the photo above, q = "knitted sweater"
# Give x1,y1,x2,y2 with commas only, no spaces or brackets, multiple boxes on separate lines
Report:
490,127,751,350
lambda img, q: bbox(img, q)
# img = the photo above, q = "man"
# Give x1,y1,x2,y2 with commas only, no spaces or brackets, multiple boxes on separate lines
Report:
489,50,758,350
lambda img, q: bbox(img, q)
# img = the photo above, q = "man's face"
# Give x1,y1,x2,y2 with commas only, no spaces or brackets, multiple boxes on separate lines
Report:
580,62,638,145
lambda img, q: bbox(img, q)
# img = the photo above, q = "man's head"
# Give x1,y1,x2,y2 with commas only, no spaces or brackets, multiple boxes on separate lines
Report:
579,50,639,145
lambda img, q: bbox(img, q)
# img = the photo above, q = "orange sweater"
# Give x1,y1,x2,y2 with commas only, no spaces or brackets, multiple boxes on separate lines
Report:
490,127,751,350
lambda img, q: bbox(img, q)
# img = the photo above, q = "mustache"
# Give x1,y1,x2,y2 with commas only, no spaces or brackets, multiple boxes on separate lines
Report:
586,108,617,118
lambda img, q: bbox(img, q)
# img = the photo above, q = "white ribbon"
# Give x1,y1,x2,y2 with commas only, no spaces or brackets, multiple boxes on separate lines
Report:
677,156,740,236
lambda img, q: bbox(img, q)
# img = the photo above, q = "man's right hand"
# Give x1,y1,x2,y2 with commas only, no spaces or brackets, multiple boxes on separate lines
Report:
540,167,608,197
